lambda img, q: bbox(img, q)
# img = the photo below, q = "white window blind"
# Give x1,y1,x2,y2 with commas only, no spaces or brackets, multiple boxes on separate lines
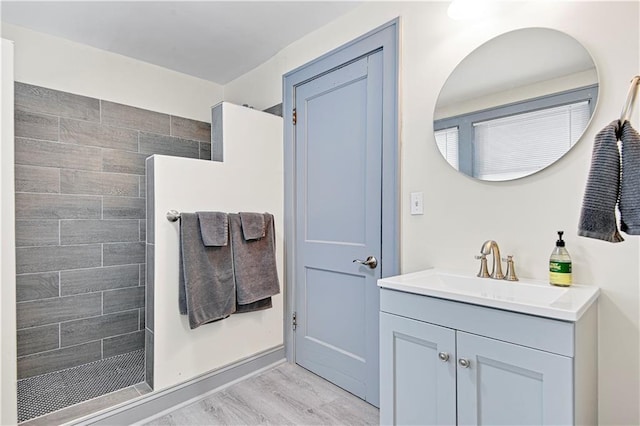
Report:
435,126,459,170
473,100,590,180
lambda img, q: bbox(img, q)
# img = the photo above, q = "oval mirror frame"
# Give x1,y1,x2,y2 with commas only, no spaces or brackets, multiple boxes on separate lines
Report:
434,28,599,181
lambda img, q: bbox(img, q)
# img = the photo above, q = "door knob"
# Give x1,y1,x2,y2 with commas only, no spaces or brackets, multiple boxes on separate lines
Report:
353,255,378,269
458,358,471,368
438,352,450,362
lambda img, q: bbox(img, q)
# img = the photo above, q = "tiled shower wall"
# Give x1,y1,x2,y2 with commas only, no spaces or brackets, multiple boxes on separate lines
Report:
14,82,211,380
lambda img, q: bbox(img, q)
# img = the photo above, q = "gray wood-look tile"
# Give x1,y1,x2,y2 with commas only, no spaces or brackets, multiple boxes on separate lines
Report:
17,292,102,329
15,193,102,220
60,310,139,347
16,272,60,302
60,118,139,152
16,244,102,274
139,308,145,329
15,82,100,122
103,286,145,314
145,363,379,426
103,242,145,266
140,263,146,286
15,138,103,171
17,324,59,357
61,169,139,196
199,141,211,161
263,103,283,117
60,219,139,244
211,104,223,162
17,341,102,379
140,219,146,242
15,220,60,247
103,196,145,219
18,386,140,426
101,100,170,135
138,132,200,159
103,149,148,175
211,103,222,143
170,115,211,142
15,109,59,141
15,165,60,194
145,329,154,389
60,265,140,295
145,244,154,331
103,330,144,358
140,175,146,197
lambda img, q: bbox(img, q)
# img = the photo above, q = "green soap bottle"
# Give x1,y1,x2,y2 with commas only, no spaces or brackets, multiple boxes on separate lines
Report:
549,231,572,287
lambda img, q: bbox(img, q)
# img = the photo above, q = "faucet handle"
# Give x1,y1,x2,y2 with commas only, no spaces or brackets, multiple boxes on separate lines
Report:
475,254,490,278
503,255,519,281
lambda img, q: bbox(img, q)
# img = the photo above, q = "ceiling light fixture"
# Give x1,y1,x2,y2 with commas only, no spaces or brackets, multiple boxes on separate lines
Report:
447,0,492,20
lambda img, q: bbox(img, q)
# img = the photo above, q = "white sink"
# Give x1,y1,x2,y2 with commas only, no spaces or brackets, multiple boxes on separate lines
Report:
378,268,599,321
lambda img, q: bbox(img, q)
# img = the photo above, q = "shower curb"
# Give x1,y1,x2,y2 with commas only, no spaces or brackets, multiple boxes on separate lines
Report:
71,345,285,425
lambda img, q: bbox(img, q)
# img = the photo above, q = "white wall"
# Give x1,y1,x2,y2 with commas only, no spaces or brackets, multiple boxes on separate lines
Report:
0,37,17,426
224,2,640,424
1,23,223,122
151,103,284,390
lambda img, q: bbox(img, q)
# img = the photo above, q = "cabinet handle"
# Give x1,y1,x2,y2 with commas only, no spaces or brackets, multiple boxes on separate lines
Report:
438,352,449,362
458,358,471,368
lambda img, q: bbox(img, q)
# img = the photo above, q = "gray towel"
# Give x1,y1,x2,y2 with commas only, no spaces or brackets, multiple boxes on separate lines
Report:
229,213,280,307
236,297,273,313
578,120,625,242
619,120,640,234
196,211,228,246
179,213,236,329
239,212,266,240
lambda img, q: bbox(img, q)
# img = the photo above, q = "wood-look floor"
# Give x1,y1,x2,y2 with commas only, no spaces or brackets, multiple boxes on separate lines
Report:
144,363,379,425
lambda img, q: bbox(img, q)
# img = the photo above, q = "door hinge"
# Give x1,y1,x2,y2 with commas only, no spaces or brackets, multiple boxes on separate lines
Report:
292,312,297,331
292,108,297,125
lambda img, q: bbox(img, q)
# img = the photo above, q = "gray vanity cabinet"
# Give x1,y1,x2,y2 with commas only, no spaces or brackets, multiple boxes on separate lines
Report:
380,312,457,425
380,288,597,425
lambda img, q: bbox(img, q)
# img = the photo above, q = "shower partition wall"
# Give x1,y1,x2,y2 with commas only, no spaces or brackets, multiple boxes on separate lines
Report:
13,82,212,422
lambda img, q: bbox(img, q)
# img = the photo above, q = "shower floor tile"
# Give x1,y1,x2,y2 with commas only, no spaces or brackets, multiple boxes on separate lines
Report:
17,349,145,423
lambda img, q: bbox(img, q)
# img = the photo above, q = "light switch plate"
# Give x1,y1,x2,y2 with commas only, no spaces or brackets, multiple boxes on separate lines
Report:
410,192,424,215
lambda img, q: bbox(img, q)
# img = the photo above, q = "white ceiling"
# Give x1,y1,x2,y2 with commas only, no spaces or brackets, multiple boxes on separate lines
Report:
0,1,361,84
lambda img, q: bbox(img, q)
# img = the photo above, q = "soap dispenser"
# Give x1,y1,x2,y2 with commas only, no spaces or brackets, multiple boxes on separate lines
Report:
549,231,572,287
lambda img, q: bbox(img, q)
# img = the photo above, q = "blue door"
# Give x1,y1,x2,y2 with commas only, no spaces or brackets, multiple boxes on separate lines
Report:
294,51,383,406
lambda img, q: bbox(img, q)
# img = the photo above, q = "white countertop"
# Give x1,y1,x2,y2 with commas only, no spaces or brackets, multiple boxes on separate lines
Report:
378,268,600,321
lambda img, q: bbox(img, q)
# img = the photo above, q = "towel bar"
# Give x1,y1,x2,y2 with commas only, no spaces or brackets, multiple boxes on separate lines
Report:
166,210,181,222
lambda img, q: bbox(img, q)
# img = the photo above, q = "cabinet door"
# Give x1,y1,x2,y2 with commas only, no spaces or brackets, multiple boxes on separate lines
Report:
456,331,573,425
380,312,456,425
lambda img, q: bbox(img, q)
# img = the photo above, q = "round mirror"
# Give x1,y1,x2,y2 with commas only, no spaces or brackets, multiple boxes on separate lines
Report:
434,28,599,181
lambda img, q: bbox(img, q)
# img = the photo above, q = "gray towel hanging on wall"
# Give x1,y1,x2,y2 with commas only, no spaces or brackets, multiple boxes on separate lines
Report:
619,121,640,234
579,75,640,242
578,120,624,242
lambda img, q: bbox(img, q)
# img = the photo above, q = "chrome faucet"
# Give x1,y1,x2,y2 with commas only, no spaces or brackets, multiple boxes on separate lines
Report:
479,240,504,280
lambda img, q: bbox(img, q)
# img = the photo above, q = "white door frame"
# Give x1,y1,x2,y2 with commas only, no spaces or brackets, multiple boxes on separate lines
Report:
282,19,400,363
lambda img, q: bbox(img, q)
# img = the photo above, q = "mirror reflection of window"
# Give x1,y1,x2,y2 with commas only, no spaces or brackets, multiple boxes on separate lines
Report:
435,126,459,170
473,100,591,180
